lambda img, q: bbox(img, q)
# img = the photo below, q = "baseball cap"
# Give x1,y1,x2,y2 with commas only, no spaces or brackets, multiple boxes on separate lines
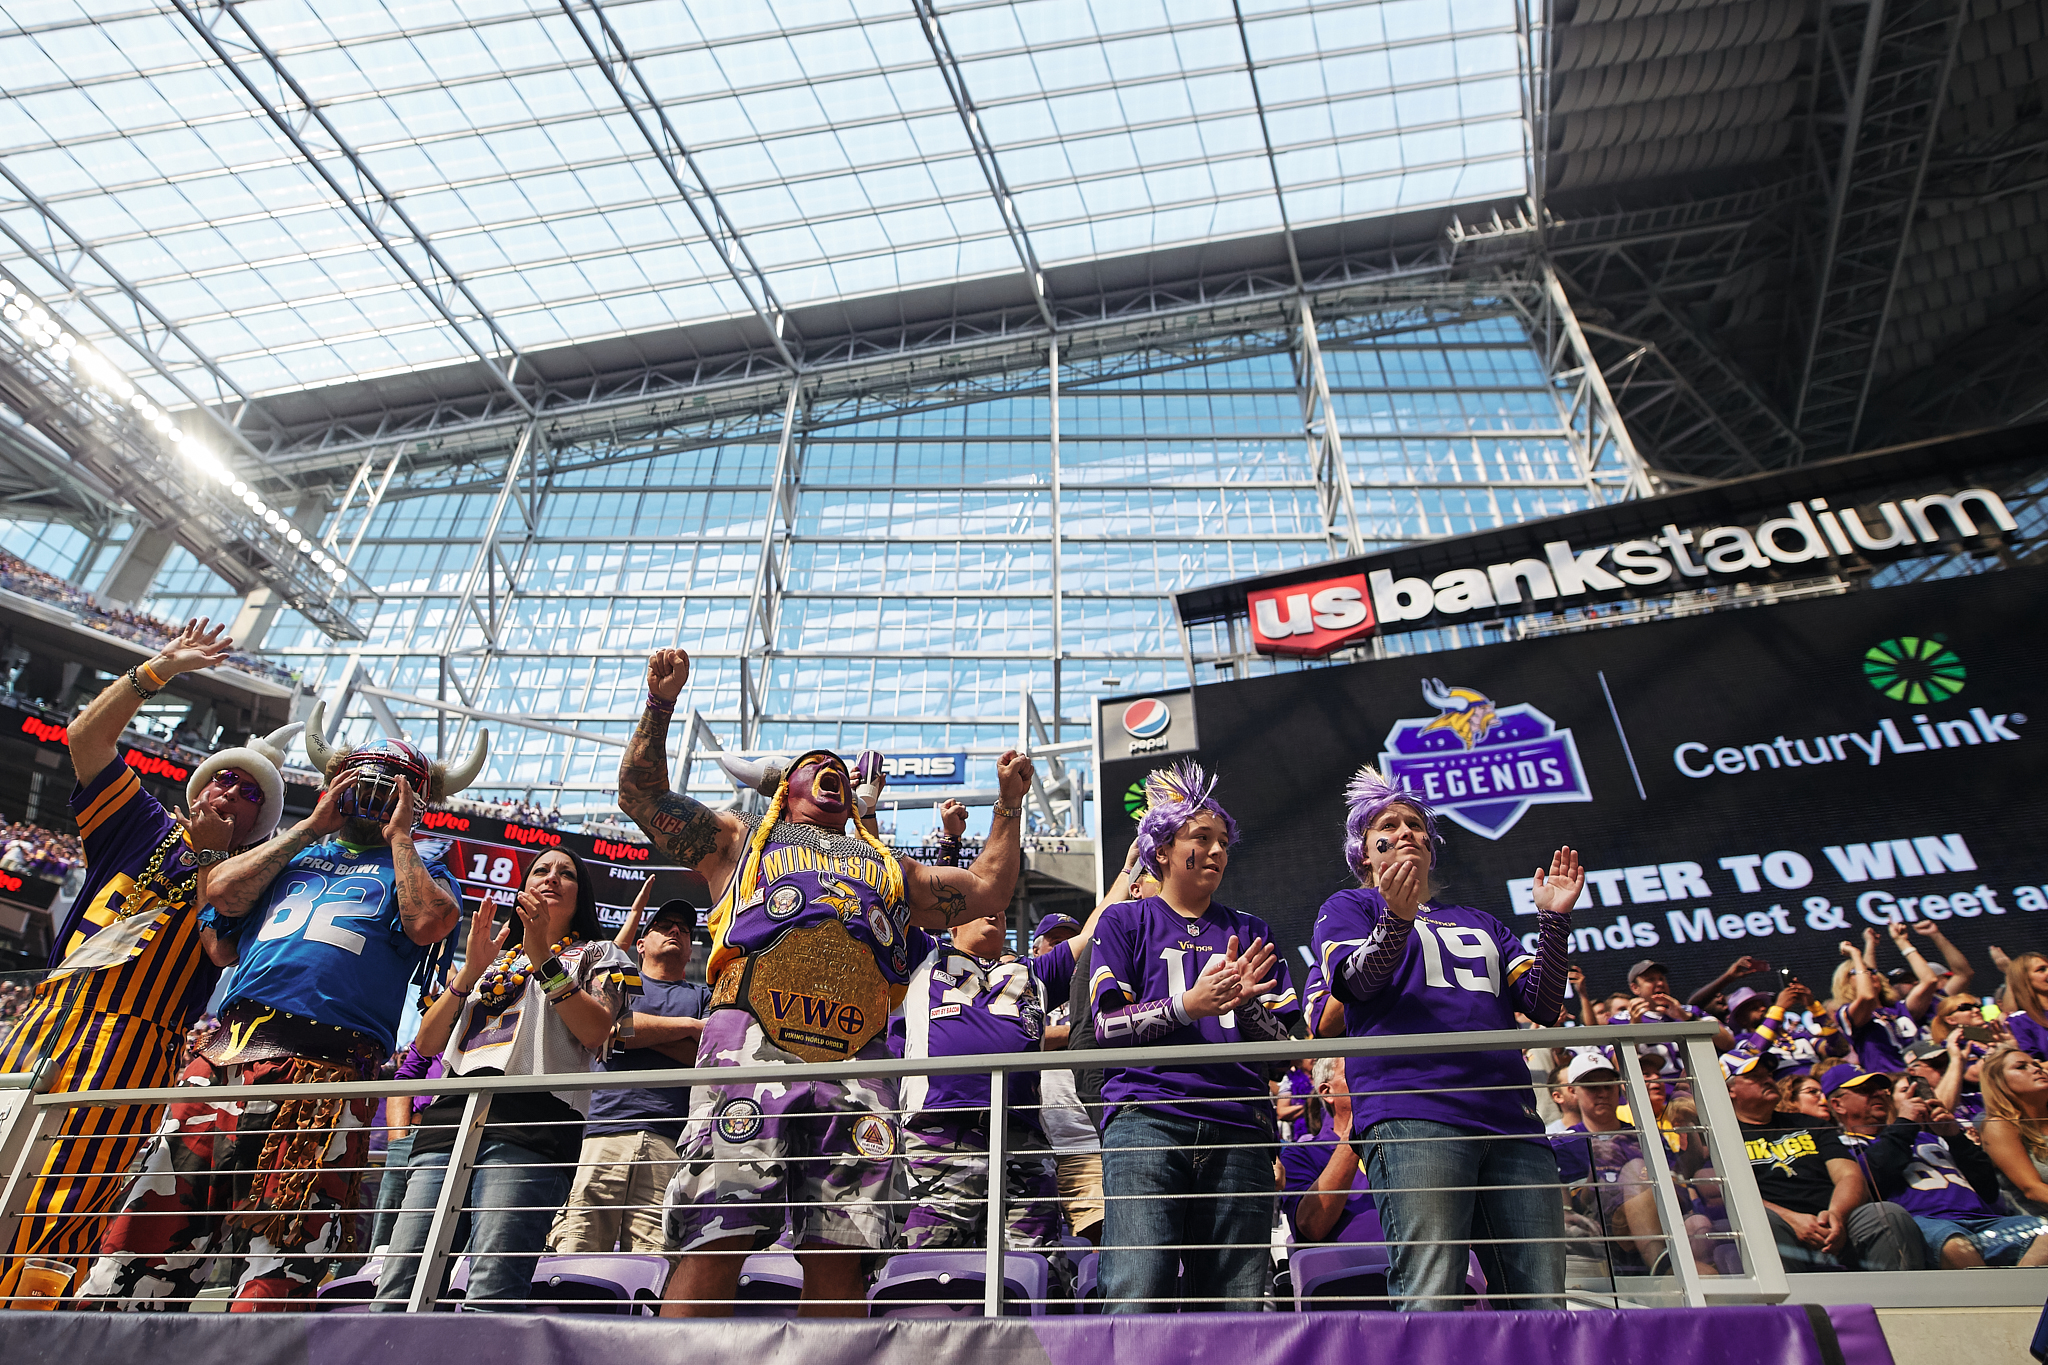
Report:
1032,912,1082,942
1725,986,1766,1016
1720,1050,1776,1081
1627,958,1667,983
1905,1038,1948,1065
646,898,696,927
1819,1063,1890,1096
1564,1051,1621,1085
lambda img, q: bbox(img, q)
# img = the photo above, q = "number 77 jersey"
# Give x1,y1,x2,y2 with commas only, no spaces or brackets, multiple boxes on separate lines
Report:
214,835,461,1053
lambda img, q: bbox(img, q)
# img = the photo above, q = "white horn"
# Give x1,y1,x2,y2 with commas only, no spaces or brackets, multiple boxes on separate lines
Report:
717,753,787,797
302,702,338,774
434,729,490,799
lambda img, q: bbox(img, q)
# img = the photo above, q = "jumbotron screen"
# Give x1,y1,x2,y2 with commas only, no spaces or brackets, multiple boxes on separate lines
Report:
406,816,706,936
1101,567,2047,999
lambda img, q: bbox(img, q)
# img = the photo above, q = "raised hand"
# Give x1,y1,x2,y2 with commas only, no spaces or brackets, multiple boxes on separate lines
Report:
1909,920,1945,941
380,774,417,845
180,801,235,853
1530,846,1584,915
454,906,510,992
1225,935,1280,1008
306,770,354,837
995,750,1035,807
1887,919,1911,946
646,648,690,704
1728,955,1760,977
513,885,550,950
1990,944,2013,971
1181,949,1242,1019
154,618,235,677
1380,859,1425,921
938,799,968,840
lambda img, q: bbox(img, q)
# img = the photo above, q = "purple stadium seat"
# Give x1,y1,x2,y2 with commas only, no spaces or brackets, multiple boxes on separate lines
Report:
737,1251,804,1318
519,1253,669,1315
314,1260,382,1313
868,1250,1051,1317
1071,1252,1099,1313
1289,1243,1489,1311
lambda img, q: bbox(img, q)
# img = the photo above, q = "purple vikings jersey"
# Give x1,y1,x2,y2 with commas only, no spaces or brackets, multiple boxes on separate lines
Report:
901,940,1075,1121
1842,1127,1996,1221
1088,896,1299,1133
705,813,934,999
1278,1128,1377,1244
1314,888,1553,1140
1834,1000,1925,1073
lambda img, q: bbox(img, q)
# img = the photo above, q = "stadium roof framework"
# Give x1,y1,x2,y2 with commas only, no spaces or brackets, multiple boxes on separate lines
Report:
2,0,2045,822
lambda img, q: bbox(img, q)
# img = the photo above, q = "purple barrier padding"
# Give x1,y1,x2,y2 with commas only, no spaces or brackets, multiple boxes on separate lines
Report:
0,1303,1895,1365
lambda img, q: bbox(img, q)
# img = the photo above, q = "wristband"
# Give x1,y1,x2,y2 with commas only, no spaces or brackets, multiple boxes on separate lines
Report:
645,691,676,713
1765,1006,1786,1020
992,800,1021,819
139,660,170,689
1903,947,1923,956
126,667,157,700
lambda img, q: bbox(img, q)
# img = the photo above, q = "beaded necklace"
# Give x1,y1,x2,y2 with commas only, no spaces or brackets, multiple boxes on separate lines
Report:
472,934,579,1011
118,829,198,918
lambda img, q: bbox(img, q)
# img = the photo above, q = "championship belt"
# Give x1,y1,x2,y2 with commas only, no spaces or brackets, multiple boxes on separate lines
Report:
716,918,889,1064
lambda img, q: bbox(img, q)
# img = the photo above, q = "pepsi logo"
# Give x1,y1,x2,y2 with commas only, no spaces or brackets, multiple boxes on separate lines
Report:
1122,698,1171,739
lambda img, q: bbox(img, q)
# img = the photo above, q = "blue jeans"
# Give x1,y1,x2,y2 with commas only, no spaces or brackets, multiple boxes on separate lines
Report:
373,1137,572,1311
1912,1211,2048,1267
1100,1106,1275,1313
370,1133,415,1252
1364,1119,1565,1311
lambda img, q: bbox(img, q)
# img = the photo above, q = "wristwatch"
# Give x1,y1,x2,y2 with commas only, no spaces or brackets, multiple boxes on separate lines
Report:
192,848,234,865
992,800,1021,819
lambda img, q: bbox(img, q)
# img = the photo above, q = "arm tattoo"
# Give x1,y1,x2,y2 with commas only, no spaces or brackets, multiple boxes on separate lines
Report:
930,880,972,927
617,704,724,869
645,791,725,869
392,837,454,939
212,829,313,917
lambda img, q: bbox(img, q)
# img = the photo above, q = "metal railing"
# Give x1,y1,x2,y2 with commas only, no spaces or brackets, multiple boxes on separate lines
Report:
0,1020,1790,1314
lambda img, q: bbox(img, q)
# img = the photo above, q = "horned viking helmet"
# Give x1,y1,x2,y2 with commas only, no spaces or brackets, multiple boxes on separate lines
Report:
302,700,488,819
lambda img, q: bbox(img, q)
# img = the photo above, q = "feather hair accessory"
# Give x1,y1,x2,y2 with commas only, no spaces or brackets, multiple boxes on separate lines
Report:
1134,758,1238,877
1342,764,1440,876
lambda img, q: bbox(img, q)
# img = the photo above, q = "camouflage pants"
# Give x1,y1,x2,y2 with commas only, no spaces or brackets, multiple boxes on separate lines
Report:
77,1058,240,1309
664,1009,898,1252
897,1116,1063,1250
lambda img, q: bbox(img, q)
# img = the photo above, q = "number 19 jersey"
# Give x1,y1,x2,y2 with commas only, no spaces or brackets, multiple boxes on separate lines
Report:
219,836,459,1052
1313,888,1544,1139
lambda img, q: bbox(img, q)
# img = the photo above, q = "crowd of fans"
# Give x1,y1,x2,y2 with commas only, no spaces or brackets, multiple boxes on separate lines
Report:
433,795,564,828
0,819,82,881
1502,929,2046,1278
0,549,296,687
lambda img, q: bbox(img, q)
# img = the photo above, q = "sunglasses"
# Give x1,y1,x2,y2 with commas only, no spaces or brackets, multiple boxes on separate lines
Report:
207,770,263,807
1942,1001,1984,1017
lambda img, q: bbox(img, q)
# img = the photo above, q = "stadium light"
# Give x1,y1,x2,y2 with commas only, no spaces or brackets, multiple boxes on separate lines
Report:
0,268,364,638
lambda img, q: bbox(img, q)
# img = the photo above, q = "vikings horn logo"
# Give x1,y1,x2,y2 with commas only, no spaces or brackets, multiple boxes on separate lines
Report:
1417,679,1499,751
813,877,863,923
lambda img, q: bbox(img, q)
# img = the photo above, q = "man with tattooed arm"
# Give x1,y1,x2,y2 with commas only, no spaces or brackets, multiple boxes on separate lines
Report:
615,647,1034,1317
178,712,480,1306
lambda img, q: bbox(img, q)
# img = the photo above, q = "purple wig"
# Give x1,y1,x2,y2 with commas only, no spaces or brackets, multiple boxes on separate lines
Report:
1134,759,1239,876
1343,764,1440,878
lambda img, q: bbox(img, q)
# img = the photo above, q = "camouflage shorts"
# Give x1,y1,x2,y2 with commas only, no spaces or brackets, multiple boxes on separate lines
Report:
897,1116,1062,1250
664,1008,899,1253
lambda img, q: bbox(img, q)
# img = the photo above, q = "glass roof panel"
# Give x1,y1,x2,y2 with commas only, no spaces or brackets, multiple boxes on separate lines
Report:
0,0,1529,406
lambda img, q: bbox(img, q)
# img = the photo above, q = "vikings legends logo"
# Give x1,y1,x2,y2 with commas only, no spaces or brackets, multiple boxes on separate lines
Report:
1379,679,1592,839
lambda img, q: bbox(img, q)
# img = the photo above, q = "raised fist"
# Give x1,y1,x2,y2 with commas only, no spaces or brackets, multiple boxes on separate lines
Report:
646,648,690,703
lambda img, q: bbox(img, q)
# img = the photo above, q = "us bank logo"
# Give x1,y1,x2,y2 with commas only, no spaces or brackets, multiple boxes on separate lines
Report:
1380,679,1592,840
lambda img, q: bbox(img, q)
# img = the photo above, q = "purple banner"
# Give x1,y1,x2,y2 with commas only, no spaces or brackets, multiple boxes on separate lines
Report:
0,1303,1893,1365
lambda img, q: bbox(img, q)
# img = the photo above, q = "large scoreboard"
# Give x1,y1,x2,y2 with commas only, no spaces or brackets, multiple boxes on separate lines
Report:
409,811,709,935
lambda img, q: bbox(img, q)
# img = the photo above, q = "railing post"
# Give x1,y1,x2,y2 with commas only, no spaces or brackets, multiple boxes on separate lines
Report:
407,1091,493,1313
1615,1041,1705,1306
983,1068,1006,1317
0,1084,55,1275
1681,1036,1790,1300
